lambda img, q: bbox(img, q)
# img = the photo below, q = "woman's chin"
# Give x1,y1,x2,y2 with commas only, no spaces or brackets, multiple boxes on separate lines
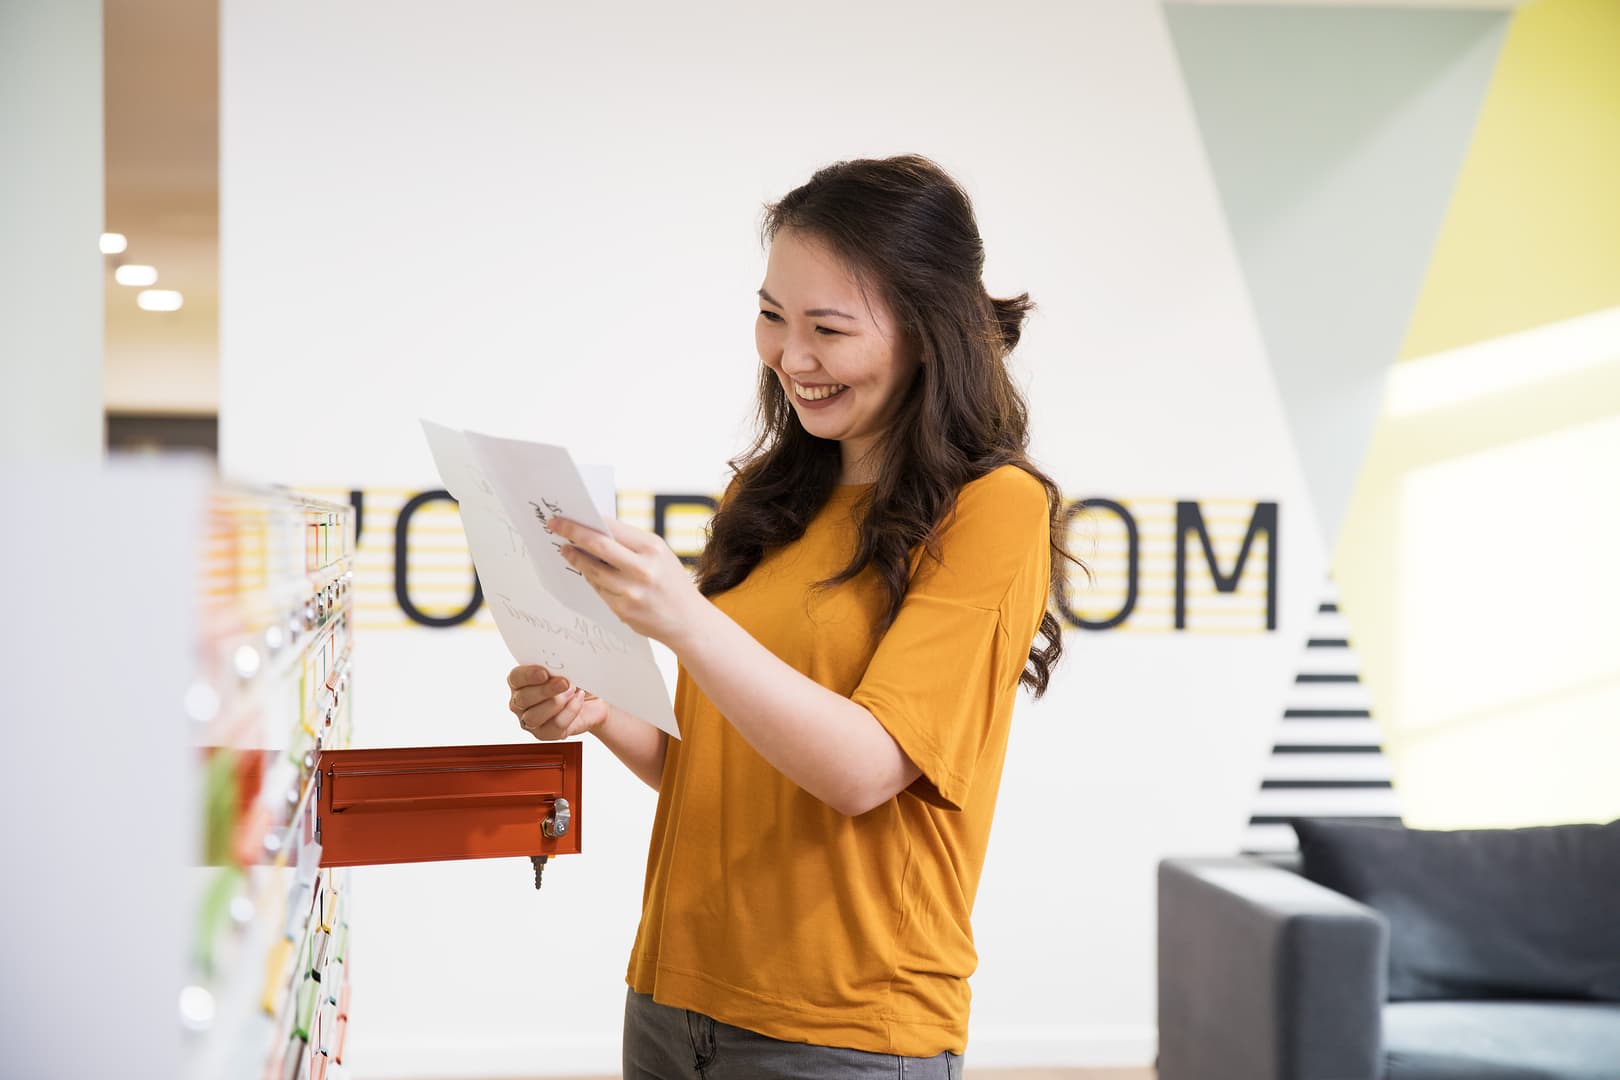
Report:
790,404,830,430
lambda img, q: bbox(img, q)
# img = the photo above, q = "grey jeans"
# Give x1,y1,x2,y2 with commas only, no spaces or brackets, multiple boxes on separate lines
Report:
623,989,964,1080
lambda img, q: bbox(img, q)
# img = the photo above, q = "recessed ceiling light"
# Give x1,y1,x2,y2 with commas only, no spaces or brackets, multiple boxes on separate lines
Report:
137,289,183,312
100,232,128,255
115,264,159,287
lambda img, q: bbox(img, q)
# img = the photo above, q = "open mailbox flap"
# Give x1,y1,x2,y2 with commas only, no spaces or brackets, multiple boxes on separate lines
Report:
314,742,581,867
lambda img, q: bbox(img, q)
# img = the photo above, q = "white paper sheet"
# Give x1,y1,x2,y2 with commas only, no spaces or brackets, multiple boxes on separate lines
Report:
421,420,679,737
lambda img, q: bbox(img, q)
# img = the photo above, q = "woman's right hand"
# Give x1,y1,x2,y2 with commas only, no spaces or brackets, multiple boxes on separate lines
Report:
506,665,608,741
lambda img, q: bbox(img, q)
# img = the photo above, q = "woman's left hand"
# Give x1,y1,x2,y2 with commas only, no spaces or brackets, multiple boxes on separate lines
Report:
547,517,707,645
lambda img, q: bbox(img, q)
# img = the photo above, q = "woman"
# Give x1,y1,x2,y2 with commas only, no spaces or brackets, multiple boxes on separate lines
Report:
506,155,1071,1079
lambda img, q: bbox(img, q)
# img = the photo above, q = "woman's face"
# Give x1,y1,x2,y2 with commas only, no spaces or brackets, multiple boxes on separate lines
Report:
755,229,919,481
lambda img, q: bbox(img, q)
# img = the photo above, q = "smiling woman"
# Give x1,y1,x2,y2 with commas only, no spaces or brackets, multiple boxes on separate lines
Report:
509,154,1077,1080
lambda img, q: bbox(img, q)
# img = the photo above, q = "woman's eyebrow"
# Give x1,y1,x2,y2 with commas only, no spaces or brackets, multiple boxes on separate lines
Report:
757,288,857,321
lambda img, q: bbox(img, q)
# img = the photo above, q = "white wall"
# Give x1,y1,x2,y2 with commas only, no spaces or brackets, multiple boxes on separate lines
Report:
1164,4,1508,545
220,1,1323,1074
0,460,206,1078
0,0,104,460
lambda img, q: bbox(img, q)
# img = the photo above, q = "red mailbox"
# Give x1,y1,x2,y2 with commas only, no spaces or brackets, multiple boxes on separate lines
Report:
313,742,581,868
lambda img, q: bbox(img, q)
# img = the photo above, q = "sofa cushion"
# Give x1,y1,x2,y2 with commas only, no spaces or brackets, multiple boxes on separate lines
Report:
1293,818,1620,1002
1385,1001,1620,1080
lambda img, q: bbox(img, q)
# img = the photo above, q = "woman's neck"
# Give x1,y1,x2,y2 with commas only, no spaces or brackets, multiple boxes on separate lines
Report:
838,437,880,485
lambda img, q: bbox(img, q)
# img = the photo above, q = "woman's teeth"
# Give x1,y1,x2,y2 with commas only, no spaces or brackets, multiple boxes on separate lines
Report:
793,381,848,401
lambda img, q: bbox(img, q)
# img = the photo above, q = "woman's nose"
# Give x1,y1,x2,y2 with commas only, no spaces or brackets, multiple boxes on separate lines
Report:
779,335,819,376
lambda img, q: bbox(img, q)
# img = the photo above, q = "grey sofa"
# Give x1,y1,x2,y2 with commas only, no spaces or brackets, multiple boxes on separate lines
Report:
1157,856,1620,1080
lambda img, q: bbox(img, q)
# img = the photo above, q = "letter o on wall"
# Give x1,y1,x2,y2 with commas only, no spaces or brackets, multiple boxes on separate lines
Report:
394,489,484,628
1055,498,1138,631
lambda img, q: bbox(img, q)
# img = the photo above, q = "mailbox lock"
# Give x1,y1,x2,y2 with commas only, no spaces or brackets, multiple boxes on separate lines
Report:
542,797,571,839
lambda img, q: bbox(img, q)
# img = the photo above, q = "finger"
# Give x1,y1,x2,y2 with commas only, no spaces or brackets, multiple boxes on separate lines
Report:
522,714,565,741
547,693,586,735
550,517,636,569
507,664,551,690
516,683,573,722
562,547,632,598
525,688,583,740
510,677,570,713
518,692,568,732
554,687,588,735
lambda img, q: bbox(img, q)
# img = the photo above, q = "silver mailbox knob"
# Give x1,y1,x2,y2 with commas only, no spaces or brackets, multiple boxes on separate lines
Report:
542,797,571,839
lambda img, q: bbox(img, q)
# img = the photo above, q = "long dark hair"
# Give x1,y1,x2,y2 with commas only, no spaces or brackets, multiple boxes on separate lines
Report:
697,154,1077,696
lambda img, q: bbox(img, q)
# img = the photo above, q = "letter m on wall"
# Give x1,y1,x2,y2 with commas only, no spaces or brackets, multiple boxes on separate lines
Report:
1174,501,1278,631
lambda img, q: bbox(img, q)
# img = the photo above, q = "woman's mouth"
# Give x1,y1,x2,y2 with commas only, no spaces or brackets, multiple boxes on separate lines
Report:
792,380,849,403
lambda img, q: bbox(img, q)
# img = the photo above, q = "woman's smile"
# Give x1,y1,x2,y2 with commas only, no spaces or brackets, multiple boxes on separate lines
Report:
790,379,850,407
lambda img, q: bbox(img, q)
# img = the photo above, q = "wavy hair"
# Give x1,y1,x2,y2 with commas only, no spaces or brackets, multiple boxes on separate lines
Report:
696,155,1077,696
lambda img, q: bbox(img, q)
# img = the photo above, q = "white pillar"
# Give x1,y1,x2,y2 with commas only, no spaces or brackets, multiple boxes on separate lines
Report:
0,0,105,461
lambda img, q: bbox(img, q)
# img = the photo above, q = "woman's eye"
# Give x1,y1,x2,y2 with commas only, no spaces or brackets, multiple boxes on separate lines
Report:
756,310,839,335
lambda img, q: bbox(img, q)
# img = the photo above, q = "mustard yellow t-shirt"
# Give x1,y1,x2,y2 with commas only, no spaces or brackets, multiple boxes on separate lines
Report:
626,464,1052,1056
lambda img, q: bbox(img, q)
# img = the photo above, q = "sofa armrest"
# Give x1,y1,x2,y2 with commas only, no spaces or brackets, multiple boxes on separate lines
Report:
1158,857,1388,1080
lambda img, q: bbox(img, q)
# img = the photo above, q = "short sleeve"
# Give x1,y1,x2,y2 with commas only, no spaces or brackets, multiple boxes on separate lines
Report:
850,466,1051,811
